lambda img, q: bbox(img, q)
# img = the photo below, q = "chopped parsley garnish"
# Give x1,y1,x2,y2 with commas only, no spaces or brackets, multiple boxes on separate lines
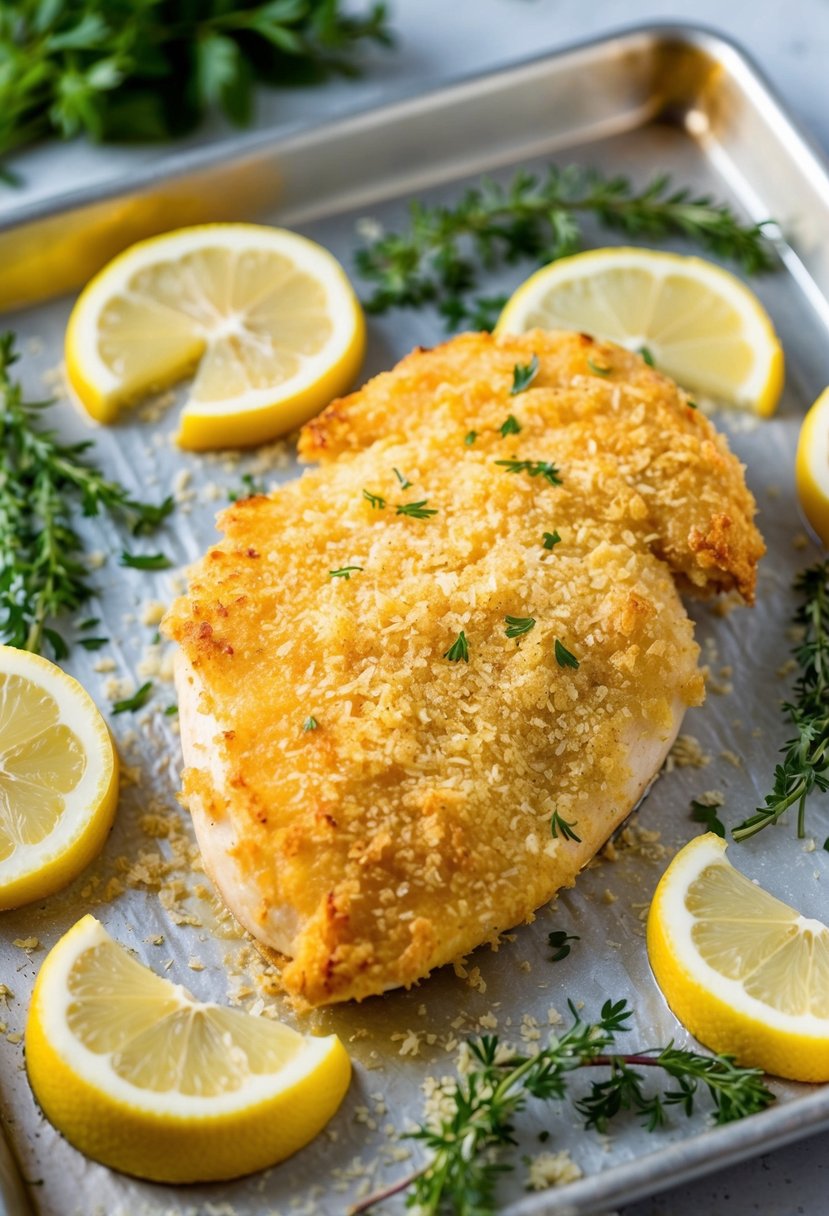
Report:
587,357,611,376
77,617,100,631
504,615,535,639
362,489,386,510
639,346,656,367
554,639,580,669
550,810,581,842
78,636,109,651
393,467,412,489
329,566,363,580
119,551,172,570
499,413,522,437
510,354,539,395
228,472,265,502
687,400,699,410
494,458,562,485
464,431,478,446
444,631,469,663
396,500,438,519
303,716,319,732
164,704,179,717
542,530,561,550
548,930,580,962
690,798,726,839
112,681,153,715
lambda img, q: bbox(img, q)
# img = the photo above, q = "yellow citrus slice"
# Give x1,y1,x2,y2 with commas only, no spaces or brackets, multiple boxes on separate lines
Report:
796,386,829,547
648,832,829,1081
65,223,366,450
0,646,117,911
26,915,351,1182
496,247,784,416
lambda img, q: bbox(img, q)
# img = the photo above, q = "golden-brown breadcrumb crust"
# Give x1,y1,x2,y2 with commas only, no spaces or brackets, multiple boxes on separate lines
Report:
164,330,764,1006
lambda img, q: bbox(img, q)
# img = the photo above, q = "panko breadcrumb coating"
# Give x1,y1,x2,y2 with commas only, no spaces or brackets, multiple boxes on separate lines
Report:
164,330,763,1006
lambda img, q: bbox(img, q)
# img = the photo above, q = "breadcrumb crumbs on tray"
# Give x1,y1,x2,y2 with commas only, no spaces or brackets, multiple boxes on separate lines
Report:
666,733,712,769
526,1150,583,1190
13,937,40,951
141,599,168,627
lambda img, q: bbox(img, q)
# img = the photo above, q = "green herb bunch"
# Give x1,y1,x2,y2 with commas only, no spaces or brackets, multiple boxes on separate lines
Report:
356,165,776,330
0,0,391,167
351,998,773,1216
734,560,829,841
0,332,172,657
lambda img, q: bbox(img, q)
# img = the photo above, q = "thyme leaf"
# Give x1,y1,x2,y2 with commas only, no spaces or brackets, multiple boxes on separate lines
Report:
734,561,829,841
355,165,777,330
0,333,172,657
444,631,469,663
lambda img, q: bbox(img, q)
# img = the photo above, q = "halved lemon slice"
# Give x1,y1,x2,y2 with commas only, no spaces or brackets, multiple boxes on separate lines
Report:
65,224,366,450
796,387,829,547
648,832,829,1081
26,915,351,1182
0,646,117,910
496,247,784,416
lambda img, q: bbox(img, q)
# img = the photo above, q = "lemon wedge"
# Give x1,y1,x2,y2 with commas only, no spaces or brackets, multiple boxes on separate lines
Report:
26,915,351,1182
796,387,829,547
648,832,829,1081
496,247,784,416
65,223,366,450
0,646,117,910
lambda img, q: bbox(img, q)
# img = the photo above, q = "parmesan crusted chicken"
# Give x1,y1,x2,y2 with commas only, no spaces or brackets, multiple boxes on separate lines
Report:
164,330,764,1007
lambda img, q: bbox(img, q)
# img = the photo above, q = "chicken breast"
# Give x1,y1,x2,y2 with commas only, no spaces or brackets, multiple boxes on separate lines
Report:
164,330,764,1007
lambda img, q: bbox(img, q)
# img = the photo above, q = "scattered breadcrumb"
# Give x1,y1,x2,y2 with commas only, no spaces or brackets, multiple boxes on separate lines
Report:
666,734,711,770
141,599,168,627
526,1149,583,1190
13,937,40,951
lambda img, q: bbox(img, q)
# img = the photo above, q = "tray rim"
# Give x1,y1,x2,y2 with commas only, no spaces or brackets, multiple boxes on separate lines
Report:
2,20,829,1216
2,20,828,237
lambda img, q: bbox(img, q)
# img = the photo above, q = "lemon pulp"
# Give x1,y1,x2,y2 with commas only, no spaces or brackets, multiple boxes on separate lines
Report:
496,247,783,416
26,916,351,1182
0,647,117,910
65,224,366,449
648,833,829,1081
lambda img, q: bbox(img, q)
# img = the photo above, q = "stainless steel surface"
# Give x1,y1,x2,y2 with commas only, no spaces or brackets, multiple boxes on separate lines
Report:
1,24,828,1216
0,1113,32,1216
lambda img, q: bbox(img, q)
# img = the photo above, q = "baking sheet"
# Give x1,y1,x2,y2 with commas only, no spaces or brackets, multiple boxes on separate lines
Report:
2,25,829,1216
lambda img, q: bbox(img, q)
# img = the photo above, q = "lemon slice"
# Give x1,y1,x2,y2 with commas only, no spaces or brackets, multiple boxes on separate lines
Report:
496,247,784,416
65,224,366,450
0,646,117,911
26,915,351,1182
648,832,829,1081
796,387,829,547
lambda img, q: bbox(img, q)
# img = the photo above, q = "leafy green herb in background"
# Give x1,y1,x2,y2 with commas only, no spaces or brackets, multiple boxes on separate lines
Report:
0,333,173,657
0,0,391,169
356,166,777,331
350,998,774,1216
734,560,829,842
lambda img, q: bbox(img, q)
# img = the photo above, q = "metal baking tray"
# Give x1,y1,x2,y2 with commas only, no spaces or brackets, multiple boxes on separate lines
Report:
2,22,829,1216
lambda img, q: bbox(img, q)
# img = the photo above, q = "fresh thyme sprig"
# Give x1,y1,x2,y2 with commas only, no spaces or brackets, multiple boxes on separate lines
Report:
0,333,173,657
495,458,562,486
0,1,391,170
355,166,777,330
734,561,829,841
350,999,773,1216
